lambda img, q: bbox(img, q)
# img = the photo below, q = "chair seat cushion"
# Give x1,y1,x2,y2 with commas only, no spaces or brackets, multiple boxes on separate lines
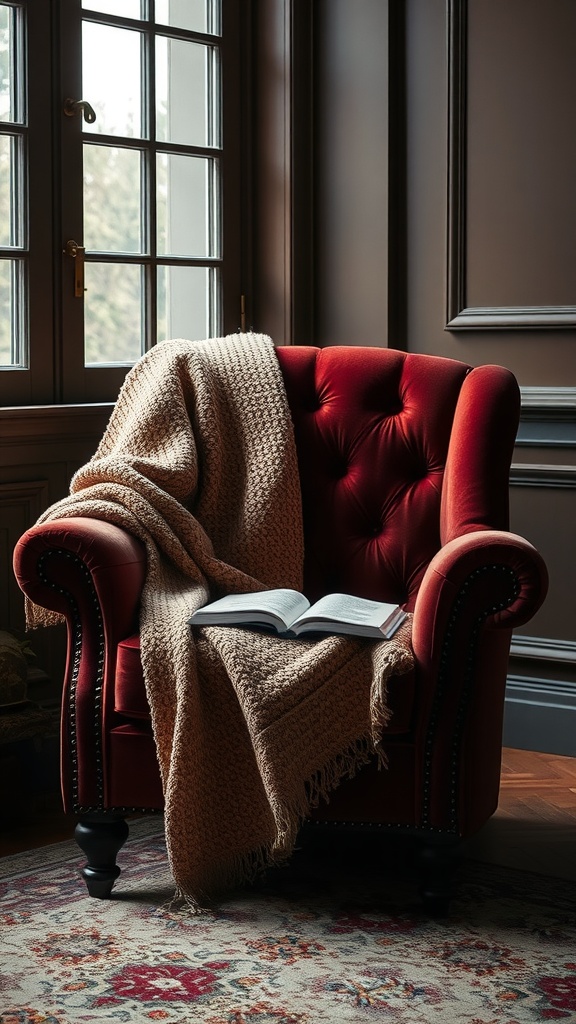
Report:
115,636,150,719
114,634,416,735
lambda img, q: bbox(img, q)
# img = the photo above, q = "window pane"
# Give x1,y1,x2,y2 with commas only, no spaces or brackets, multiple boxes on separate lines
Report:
157,154,219,258
0,5,23,125
0,258,12,363
0,134,12,245
0,258,24,366
0,134,23,247
82,22,142,138
82,0,144,17
157,265,219,342
155,0,221,34
84,262,143,364
84,144,142,253
156,38,220,148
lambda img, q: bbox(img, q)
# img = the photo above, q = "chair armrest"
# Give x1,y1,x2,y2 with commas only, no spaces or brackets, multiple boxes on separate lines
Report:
13,517,146,812
13,516,146,637
412,529,548,670
409,529,548,833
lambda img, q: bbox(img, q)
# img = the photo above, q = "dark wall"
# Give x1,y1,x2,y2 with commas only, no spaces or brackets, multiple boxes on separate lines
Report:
311,0,576,753
314,0,390,347
3,0,575,755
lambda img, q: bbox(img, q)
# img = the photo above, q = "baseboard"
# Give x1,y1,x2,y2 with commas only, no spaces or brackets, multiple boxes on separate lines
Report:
503,674,576,757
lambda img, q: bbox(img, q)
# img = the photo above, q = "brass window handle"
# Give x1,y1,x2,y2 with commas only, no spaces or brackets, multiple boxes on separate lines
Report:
64,239,86,297
63,97,97,124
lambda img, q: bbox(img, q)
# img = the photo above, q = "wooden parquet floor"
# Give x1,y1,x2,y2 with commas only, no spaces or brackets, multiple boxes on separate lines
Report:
465,747,576,881
1,748,576,882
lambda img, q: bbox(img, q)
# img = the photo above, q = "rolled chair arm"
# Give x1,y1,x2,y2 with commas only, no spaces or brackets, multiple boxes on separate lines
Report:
413,529,549,669
13,517,146,812
13,516,146,635
409,530,548,833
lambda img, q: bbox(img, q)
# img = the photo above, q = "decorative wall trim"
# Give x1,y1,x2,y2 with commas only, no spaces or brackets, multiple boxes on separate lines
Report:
445,0,467,331
503,673,576,757
510,464,576,488
0,404,113,447
509,635,576,666
447,307,576,331
507,673,576,704
521,387,576,411
0,480,50,520
516,389,576,447
445,0,576,331
1,480,50,628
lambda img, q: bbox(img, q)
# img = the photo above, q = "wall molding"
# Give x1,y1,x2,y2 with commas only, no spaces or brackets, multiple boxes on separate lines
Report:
0,404,113,448
520,387,576,411
510,464,576,488
504,673,576,756
1,480,50,628
0,479,50,519
447,307,576,331
445,0,576,331
516,388,576,447
509,635,576,666
507,673,576,705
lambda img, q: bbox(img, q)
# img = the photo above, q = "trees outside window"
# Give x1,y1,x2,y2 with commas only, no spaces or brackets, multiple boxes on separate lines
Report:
0,0,242,406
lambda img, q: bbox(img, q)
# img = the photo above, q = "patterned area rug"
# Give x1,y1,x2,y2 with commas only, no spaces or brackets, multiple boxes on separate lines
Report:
1,818,576,1023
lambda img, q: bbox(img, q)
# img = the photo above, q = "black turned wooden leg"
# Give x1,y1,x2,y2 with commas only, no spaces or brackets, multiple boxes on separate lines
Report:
417,839,460,917
75,817,129,898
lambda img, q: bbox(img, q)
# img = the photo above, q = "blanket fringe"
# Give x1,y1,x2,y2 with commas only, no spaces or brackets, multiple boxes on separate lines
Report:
165,840,285,915
164,733,379,914
305,734,374,811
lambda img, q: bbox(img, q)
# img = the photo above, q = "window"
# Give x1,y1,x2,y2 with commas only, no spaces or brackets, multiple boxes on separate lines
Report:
0,3,27,371
0,0,243,406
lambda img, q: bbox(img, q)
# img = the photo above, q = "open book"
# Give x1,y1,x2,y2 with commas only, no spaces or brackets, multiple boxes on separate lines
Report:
188,588,406,640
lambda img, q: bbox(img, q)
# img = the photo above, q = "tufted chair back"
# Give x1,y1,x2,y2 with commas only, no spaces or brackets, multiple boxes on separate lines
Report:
277,346,520,609
13,342,548,913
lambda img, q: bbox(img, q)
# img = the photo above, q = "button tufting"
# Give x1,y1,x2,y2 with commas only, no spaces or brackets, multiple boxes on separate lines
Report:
331,458,349,480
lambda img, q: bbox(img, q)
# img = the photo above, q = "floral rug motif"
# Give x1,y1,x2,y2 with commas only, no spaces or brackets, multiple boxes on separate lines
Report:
1,819,576,1023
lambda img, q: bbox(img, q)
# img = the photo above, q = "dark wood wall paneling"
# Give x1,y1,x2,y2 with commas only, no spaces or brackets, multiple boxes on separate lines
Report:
3,0,575,754
310,0,576,753
250,0,314,343
448,0,576,753
1,405,111,691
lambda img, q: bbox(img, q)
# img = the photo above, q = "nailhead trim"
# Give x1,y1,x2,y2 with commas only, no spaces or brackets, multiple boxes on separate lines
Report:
37,552,520,829
421,562,520,831
38,549,107,813
38,549,161,817
310,563,520,840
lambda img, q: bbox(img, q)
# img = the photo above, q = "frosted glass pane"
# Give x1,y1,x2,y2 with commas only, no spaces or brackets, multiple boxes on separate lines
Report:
157,265,219,342
0,135,23,247
157,154,219,258
84,262,143,364
0,135,12,246
0,258,24,366
0,5,23,124
84,145,142,253
0,259,12,364
156,38,220,148
82,22,142,138
155,0,220,34
82,1,143,17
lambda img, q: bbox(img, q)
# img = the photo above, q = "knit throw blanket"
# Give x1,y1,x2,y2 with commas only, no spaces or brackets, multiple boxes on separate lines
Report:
26,333,414,909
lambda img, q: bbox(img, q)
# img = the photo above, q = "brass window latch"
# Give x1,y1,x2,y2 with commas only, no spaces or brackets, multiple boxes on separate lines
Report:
64,239,86,297
63,97,97,124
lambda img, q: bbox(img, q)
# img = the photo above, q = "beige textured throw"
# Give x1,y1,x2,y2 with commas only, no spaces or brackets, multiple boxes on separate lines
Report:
26,333,413,909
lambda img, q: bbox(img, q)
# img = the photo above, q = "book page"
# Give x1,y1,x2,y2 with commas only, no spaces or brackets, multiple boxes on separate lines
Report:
189,589,310,629
297,592,398,628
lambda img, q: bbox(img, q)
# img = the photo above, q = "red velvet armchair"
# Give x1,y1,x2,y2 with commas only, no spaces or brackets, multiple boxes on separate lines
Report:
13,346,548,911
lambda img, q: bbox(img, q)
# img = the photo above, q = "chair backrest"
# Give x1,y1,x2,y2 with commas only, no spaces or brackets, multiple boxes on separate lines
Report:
276,346,520,610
